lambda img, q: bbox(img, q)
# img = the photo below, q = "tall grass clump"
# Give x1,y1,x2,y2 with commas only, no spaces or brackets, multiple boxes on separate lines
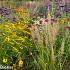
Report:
30,7,70,70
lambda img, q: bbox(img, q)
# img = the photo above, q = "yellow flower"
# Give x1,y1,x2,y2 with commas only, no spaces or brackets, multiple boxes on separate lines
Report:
12,24,16,29
3,58,7,63
47,9,51,17
4,25,9,28
30,38,32,41
17,37,25,42
12,32,16,36
3,33,5,35
13,64,16,70
17,24,27,30
9,42,14,45
20,46,23,49
18,59,23,67
5,36,10,41
13,64,16,67
29,28,32,31
44,63,47,67
13,47,19,52
7,37,10,41
30,52,32,55
16,6,29,17
61,19,64,23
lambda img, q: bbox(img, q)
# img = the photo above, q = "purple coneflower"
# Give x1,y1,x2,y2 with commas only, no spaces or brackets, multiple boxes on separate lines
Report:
51,18,57,22
39,20,43,24
45,18,49,22
28,24,32,27
12,17,16,23
66,26,70,31
51,18,55,22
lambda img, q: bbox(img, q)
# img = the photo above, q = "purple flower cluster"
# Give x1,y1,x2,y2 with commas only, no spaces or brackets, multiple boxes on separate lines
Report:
63,5,70,12
39,18,49,24
0,7,11,16
55,10,61,17
60,4,70,14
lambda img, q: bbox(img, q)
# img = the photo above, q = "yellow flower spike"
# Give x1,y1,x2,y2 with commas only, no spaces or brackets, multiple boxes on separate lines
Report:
3,58,7,63
18,58,23,67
